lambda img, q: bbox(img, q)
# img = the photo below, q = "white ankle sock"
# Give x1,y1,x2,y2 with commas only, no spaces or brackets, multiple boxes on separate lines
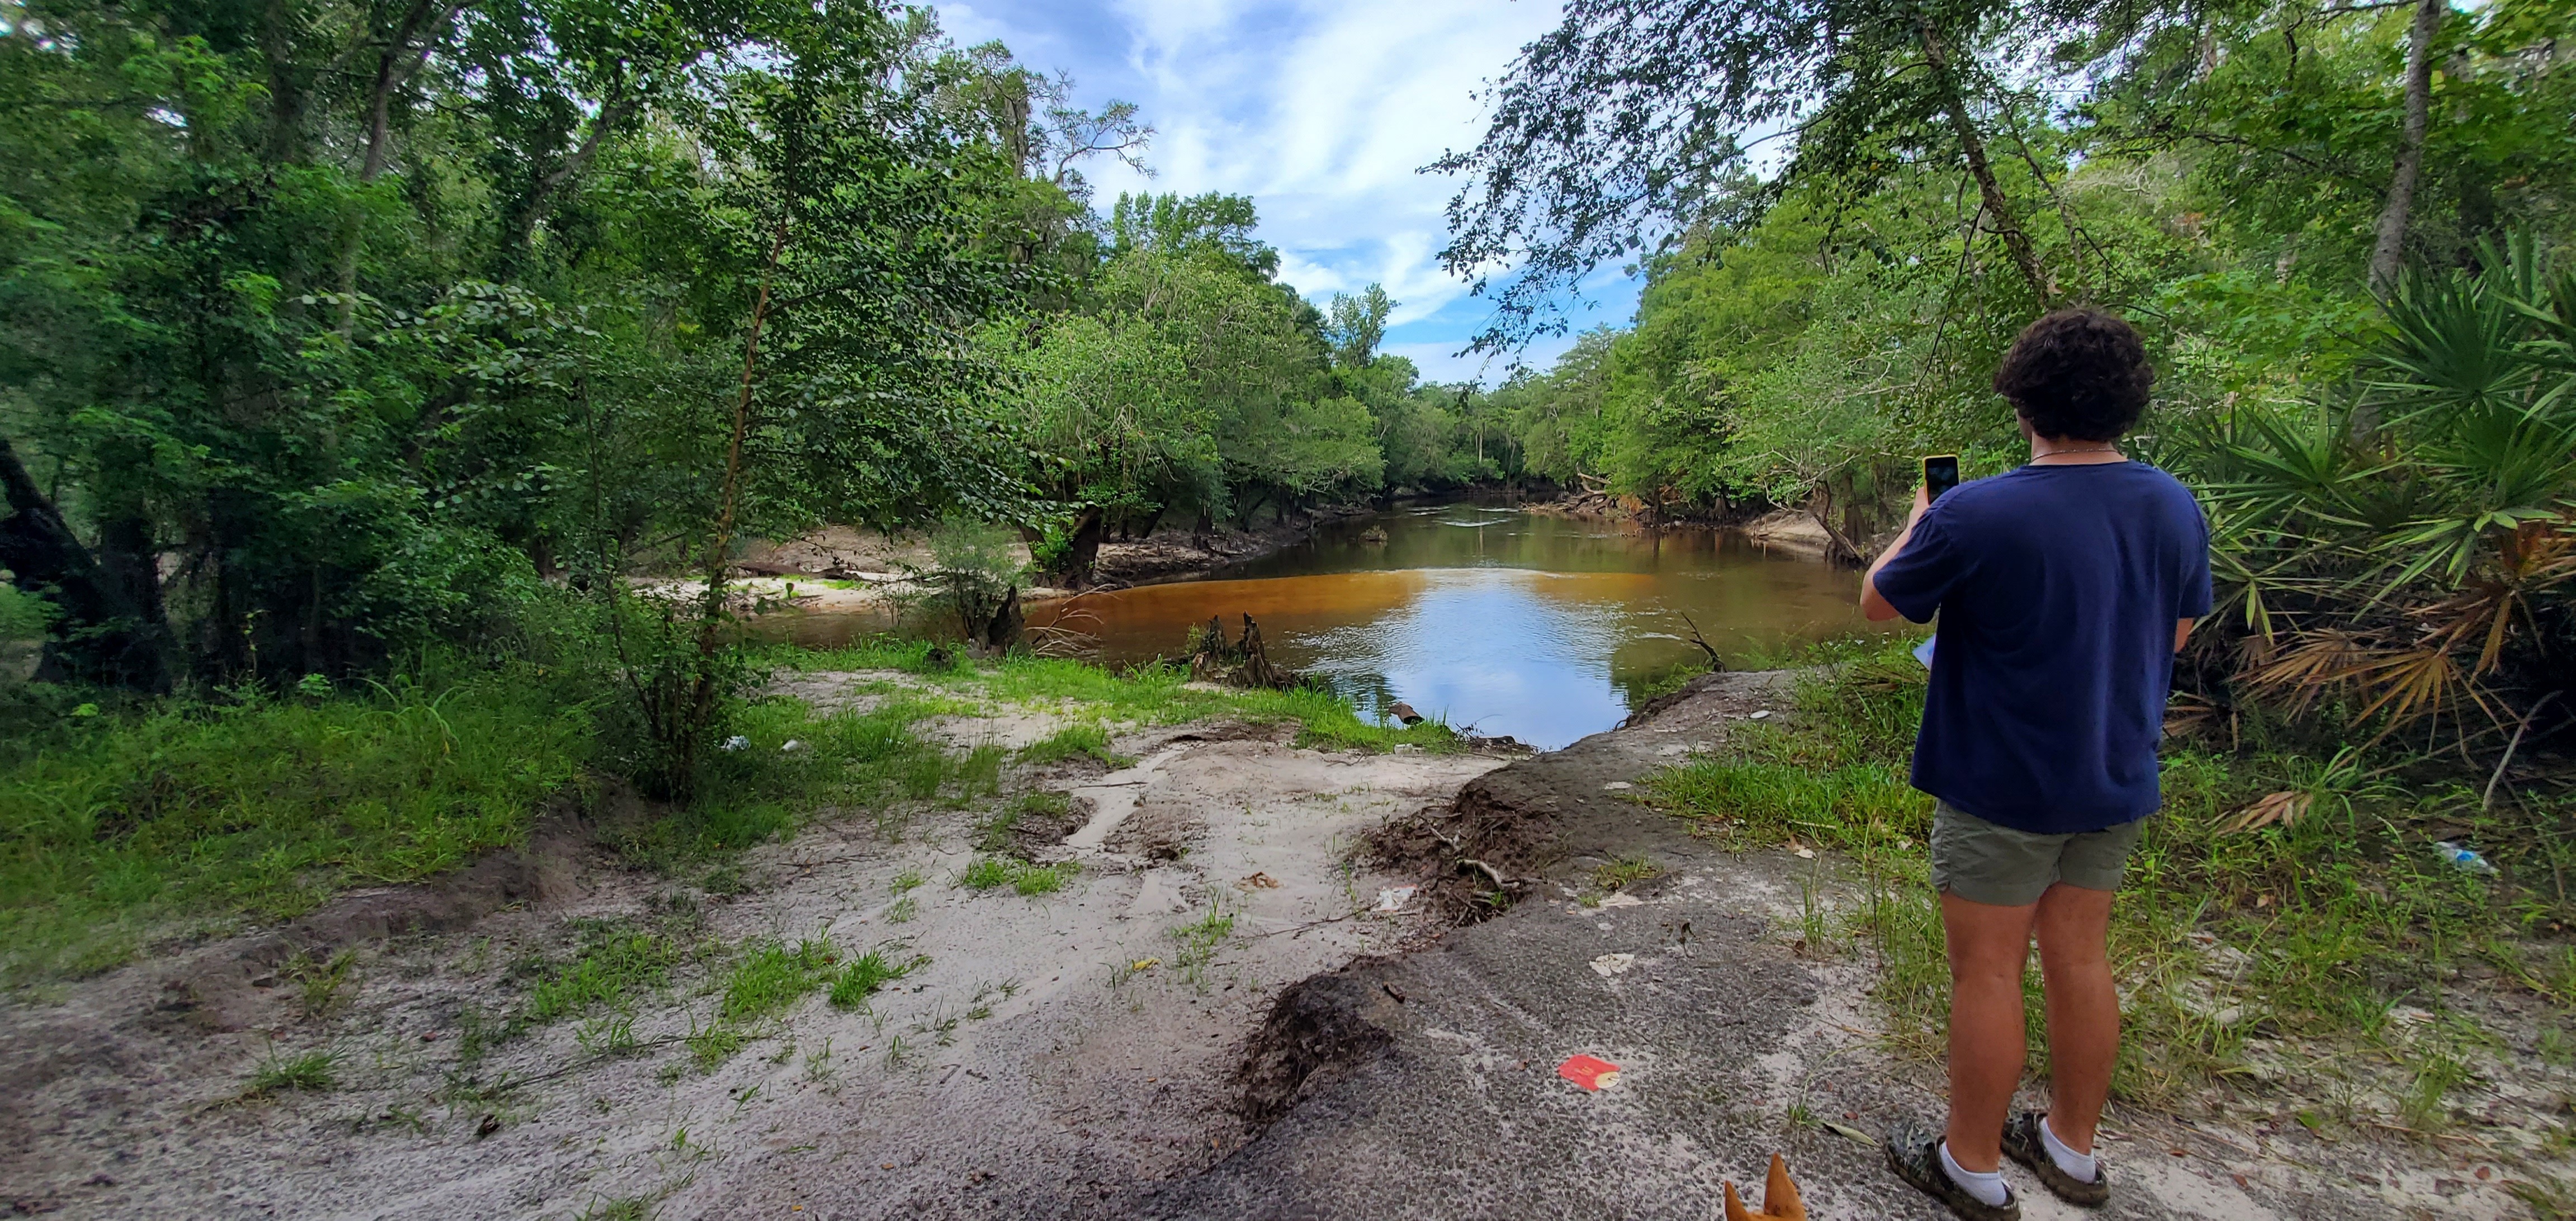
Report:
1939,1139,2012,1207
2041,1117,2100,1184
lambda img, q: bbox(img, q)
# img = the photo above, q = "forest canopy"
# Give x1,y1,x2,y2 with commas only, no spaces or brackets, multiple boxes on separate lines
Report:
0,0,1512,702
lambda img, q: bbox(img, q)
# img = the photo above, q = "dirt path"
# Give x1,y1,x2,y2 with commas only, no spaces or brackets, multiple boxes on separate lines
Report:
3,670,2559,1219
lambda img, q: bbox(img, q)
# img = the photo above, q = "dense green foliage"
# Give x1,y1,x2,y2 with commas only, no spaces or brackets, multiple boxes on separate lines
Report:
0,0,1516,699
1466,0,2576,744
1473,0,2573,523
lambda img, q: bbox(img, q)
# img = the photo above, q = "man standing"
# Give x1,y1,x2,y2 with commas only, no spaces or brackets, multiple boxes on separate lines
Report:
1862,309,2211,1219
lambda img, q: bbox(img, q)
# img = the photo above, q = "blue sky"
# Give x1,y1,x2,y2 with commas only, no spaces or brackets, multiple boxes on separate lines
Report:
932,0,1644,383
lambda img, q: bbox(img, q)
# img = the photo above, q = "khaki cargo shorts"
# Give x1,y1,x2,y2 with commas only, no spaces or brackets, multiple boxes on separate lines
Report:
1928,800,2148,907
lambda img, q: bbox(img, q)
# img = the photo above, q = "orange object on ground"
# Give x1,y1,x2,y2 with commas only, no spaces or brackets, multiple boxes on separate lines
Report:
1722,1152,1807,1221
1555,1054,1621,1090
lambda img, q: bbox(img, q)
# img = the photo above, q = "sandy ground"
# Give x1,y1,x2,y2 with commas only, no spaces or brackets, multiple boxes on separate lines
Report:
0,683,1502,1219
5,671,2568,1219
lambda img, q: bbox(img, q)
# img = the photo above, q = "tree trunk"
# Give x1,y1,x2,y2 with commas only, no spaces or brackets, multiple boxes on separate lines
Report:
1919,25,2053,306
982,585,1025,651
656,219,787,799
259,0,308,165
0,436,171,692
1063,506,1105,588
2369,0,2444,294
335,0,463,329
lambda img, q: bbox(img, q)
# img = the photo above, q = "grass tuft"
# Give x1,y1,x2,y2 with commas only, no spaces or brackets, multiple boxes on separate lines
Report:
1171,903,1236,988
248,1046,339,1095
827,948,930,1009
521,917,700,1026
717,938,839,1024
1594,854,1662,891
960,854,1079,896
758,640,1462,753
1016,723,1131,767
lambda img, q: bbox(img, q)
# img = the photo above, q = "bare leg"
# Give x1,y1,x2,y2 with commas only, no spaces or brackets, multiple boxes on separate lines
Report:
1940,890,2040,1172
2033,881,2119,1152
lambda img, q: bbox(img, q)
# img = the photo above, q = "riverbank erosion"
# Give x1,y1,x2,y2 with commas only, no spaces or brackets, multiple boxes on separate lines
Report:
1149,672,2554,1219
1,667,2555,1218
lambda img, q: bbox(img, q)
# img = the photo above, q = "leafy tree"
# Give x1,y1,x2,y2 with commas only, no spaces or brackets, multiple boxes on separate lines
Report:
1430,0,2165,348
1326,285,1394,370
998,310,1217,584
1109,191,1282,280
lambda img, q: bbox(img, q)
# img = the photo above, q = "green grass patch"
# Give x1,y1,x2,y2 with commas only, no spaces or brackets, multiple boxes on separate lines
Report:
685,1021,748,1070
1171,903,1235,988
717,937,839,1024
247,1046,339,1095
827,948,929,1009
1014,859,1078,895
1650,634,2552,1110
521,917,701,1025
0,674,591,985
959,856,1015,890
1593,854,1663,891
599,693,981,870
959,854,1080,896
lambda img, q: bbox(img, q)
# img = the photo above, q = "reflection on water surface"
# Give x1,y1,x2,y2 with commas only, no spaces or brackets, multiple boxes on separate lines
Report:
786,505,1887,750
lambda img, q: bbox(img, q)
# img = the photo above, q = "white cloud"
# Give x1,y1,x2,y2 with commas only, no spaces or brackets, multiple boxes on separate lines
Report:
937,1,1618,363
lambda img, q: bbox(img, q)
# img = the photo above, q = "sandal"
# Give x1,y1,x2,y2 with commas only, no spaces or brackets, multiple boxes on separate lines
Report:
2002,1111,2110,1207
1883,1121,2021,1220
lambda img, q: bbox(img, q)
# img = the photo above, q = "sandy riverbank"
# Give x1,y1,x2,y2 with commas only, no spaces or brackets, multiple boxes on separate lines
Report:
4,665,2547,1218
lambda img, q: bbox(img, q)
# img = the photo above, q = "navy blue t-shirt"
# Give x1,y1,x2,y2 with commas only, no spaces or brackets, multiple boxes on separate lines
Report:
1871,461,2212,835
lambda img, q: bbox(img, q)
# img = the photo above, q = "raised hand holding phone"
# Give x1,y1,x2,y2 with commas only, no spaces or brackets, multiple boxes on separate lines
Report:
1922,454,1960,502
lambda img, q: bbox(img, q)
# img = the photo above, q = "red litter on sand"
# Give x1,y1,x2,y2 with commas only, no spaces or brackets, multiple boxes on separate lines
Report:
1557,1054,1622,1091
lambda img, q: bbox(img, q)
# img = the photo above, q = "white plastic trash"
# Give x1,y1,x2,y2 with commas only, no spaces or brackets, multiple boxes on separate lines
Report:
720,735,751,751
1375,886,1418,912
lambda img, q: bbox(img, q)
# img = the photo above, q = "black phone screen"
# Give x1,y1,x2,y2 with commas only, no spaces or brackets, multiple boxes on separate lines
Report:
1924,455,1961,501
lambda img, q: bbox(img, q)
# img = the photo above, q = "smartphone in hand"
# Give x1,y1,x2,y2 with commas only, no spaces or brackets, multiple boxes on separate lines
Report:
1923,454,1961,502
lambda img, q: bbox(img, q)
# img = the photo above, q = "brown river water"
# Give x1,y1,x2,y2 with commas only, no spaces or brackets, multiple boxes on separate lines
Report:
776,505,1885,750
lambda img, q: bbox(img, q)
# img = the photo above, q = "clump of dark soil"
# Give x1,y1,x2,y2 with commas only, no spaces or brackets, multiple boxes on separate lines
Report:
1370,670,1790,922
1232,968,1404,1123
1366,783,1557,920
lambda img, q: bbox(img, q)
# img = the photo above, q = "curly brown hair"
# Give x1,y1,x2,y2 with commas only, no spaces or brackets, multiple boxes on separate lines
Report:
1991,308,2155,442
